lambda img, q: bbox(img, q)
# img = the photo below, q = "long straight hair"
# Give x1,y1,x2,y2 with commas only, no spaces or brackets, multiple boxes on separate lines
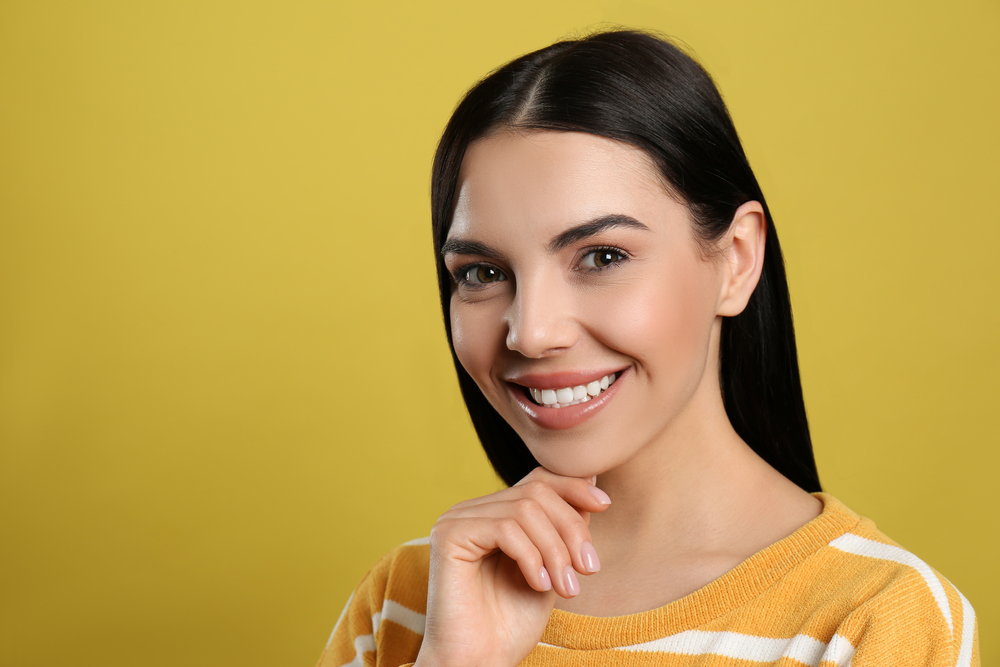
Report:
430,30,821,493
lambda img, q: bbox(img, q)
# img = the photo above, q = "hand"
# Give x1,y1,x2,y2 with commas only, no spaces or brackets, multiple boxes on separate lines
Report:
413,467,612,667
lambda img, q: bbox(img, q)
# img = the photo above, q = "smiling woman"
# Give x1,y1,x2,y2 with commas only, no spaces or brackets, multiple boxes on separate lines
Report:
445,132,764,462
317,30,979,667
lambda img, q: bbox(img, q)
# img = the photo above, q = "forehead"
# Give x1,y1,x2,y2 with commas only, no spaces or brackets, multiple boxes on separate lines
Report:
449,131,675,241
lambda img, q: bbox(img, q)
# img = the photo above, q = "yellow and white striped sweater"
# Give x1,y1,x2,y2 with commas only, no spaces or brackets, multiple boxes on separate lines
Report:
318,494,979,666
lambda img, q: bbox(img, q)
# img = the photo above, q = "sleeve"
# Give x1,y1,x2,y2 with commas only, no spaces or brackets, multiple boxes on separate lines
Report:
315,545,427,667
315,571,385,667
827,572,980,667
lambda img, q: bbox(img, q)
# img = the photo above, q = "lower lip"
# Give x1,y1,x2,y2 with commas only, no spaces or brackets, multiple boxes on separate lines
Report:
510,368,629,430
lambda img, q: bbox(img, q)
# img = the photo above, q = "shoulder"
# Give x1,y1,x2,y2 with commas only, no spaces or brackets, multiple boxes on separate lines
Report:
810,494,978,666
366,536,432,619
316,538,430,667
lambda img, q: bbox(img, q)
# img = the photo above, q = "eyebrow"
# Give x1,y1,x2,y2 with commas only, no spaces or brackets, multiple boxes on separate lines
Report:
440,239,506,261
441,213,649,259
547,214,650,252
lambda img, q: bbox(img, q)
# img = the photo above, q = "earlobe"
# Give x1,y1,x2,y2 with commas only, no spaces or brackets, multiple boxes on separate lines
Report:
717,201,766,317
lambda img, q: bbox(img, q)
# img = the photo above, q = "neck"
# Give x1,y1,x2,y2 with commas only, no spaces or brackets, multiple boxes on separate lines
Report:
590,375,757,554
557,357,821,615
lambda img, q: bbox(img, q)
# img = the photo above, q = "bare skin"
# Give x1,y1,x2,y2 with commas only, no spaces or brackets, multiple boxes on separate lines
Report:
419,470,609,667
414,131,821,667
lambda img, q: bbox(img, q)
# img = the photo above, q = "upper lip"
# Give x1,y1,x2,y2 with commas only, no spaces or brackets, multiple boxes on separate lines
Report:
504,367,627,389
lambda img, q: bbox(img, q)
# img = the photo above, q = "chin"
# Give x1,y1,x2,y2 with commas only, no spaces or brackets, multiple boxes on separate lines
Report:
526,442,623,480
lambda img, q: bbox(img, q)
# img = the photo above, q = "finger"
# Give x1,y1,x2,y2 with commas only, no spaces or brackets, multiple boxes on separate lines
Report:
430,516,553,593
579,475,597,525
446,478,603,580
516,467,612,513
453,467,611,514
445,497,583,598
514,479,603,578
442,468,609,583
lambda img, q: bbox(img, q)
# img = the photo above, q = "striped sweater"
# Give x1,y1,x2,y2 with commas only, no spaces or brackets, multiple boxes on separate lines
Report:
317,494,979,666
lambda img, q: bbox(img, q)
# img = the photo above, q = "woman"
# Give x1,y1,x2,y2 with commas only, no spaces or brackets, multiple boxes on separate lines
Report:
319,30,978,667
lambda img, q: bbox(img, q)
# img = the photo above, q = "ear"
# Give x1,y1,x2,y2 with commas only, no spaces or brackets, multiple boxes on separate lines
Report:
717,201,766,317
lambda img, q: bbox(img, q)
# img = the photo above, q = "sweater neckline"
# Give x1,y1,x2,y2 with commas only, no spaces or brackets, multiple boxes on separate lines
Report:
539,492,860,650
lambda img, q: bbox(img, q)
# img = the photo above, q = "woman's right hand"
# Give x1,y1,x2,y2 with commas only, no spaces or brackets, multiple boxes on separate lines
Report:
412,467,612,667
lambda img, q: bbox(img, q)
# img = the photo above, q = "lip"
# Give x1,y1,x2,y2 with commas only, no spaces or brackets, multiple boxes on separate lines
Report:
508,366,630,430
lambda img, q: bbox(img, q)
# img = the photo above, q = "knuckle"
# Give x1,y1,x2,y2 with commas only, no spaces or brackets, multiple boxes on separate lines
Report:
521,480,550,498
567,506,588,526
512,497,542,520
430,516,454,534
496,517,520,539
568,509,591,533
568,522,592,545
435,508,456,524
543,544,571,568
428,521,448,546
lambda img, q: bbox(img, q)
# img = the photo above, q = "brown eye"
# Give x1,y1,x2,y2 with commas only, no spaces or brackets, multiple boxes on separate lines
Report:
582,248,627,269
595,250,618,267
477,266,499,282
463,264,505,285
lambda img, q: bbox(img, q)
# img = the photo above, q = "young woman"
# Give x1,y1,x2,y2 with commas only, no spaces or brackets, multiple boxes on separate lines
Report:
318,30,979,667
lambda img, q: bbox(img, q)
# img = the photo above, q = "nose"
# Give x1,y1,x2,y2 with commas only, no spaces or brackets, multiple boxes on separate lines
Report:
504,273,578,358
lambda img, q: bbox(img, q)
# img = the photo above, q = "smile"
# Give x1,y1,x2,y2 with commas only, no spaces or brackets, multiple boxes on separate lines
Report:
508,367,629,430
525,373,618,408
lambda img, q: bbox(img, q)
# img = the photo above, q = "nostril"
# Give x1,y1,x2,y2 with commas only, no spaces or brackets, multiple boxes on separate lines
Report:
504,299,578,359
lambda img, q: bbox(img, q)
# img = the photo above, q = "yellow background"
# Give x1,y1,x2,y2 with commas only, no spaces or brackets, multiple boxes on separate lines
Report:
1,1,996,665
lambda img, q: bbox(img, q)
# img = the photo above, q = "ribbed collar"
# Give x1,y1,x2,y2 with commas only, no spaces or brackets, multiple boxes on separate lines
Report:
540,493,860,650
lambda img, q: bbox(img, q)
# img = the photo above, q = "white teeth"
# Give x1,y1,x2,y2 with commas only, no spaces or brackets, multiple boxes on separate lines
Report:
527,373,620,408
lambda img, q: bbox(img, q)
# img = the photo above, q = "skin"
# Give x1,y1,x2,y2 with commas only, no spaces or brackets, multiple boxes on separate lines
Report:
414,130,821,667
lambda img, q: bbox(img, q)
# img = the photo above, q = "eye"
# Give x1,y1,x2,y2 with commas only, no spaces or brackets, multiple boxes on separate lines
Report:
580,247,628,270
458,264,506,285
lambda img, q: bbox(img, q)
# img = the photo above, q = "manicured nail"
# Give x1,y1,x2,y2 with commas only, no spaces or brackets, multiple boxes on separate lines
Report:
580,541,601,573
588,485,611,505
563,565,580,596
539,566,552,591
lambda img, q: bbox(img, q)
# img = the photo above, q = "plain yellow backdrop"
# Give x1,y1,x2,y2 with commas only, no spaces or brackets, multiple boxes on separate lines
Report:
1,1,996,665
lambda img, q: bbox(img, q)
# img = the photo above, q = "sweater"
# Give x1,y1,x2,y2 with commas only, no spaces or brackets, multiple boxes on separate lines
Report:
316,494,979,666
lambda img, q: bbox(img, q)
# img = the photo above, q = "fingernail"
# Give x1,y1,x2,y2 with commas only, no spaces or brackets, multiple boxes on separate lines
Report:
539,566,552,591
580,541,601,573
563,565,580,596
588,485,611,505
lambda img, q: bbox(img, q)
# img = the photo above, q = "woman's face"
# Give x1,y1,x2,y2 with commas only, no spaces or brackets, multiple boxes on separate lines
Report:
444,131,736,478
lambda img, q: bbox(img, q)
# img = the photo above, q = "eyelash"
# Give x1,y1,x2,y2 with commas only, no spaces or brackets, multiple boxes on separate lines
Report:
451,246,630,288
452,263,506,288
578,246,631,272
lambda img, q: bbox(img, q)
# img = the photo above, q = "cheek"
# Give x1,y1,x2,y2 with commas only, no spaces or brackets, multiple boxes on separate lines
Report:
450,298,507,389
586,266,719,378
